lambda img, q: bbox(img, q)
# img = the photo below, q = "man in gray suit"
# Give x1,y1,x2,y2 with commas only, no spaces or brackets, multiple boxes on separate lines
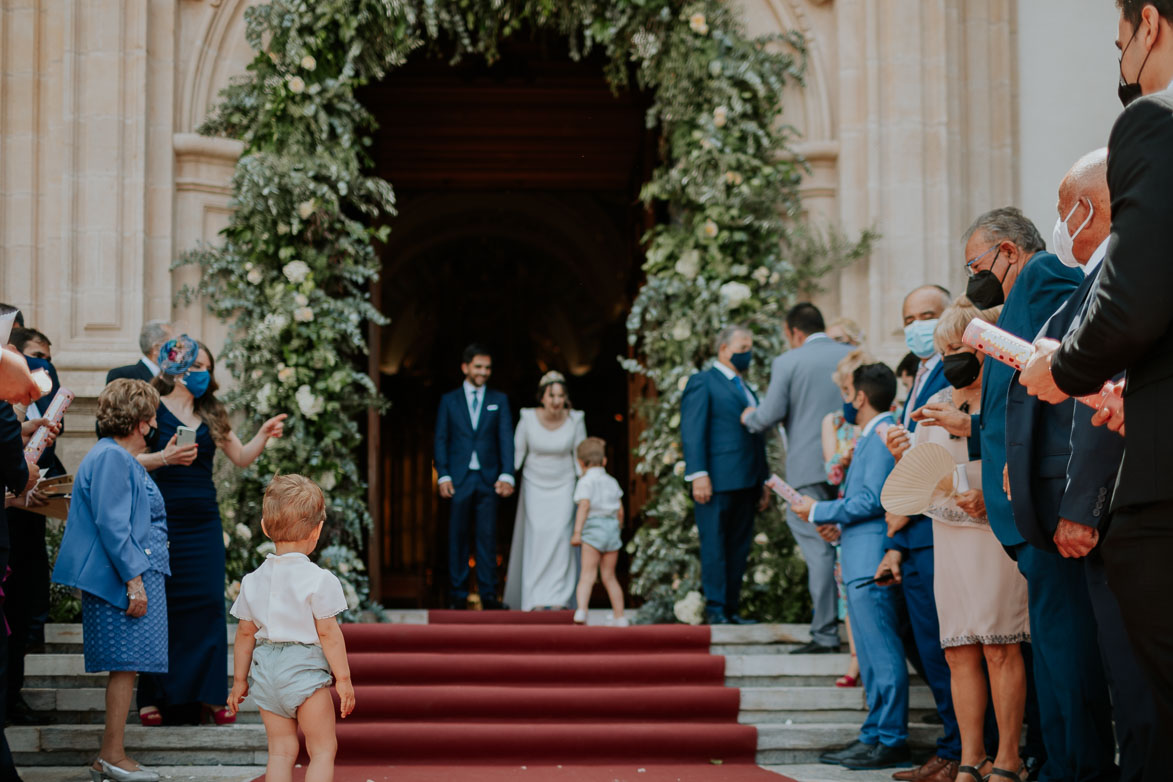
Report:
742,303,852,653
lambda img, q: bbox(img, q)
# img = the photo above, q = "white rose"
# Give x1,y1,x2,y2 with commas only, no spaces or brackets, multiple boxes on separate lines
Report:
301,55,317,71
703,219,719,238
252,369,264,380
277,366,295,383
297,200,315,220
247,268,264,285
754,532,769,545
671,321,692,341
669,413,681,428
223,531,231,548
720,281,752,309
753,566,774,585
770,272,781,285
268,51,280,63
294,293,309,307
226,580,242,602
689,13,709,35
752,266,771,285
288,76,306,94
277,223,290,235
677,376,689,392
343,582,360,610
320,471,337,491
724,171,743,186
296,384,324,418
256,541,276,557
674,461,686,477
675,249,701,279
709,60,722,77
338,562,350,574
673,590,706,625
713,106,728,128
235,523,252,541
256,383,274,412
730,264,748,276
293,307,314,323
283,260,310,283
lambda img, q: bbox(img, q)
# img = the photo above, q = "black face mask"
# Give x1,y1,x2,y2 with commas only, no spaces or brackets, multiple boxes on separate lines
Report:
942,353,982,389
966,269,1005,309
145,425,159,448
1118,25,1154,108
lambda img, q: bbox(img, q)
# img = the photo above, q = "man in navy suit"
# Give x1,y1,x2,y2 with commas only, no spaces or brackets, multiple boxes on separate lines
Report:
105,320,172,384
877,285,962,779
434,344,515,609
1008,151,1155,781
681,325,769,625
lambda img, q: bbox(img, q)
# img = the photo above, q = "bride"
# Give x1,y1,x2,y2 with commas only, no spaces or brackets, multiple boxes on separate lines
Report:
504,371,587,611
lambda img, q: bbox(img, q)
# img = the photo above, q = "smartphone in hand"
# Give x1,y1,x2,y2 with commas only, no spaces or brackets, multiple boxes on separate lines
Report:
176,426,197,447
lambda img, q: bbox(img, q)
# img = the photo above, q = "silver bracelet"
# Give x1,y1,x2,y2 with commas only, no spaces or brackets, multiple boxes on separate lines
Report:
161,452,169,466
127,588,145,599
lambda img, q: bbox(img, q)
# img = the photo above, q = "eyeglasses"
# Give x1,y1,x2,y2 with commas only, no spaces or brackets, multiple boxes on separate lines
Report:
965,245,1000,278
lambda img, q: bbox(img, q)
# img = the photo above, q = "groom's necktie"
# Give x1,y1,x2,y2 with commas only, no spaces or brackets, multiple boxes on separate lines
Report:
470,389,481,424
732,375,750,403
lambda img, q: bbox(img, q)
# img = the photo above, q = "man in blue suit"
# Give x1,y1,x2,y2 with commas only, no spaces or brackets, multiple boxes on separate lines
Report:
956,207,1085,782
681,325,769,625
877,285,961,779
434,344,515,609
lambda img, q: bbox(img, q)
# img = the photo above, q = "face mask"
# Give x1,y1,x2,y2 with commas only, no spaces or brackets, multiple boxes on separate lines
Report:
1118,25,1154,108
966,266,1006,308
942,352,982,389
730,349,752,372
182,370,211,399
1053,199,1094,269
143,424,159,448
842,400,859,426
904,319,939,359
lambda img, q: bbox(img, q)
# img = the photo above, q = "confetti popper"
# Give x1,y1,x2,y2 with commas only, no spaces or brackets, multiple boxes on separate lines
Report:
24,388,73,463
961,319,1123,416
766,474,805,505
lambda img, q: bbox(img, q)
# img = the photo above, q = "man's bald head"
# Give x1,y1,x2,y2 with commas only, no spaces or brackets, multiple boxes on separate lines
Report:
1056,148,1110,265
902,285,951,326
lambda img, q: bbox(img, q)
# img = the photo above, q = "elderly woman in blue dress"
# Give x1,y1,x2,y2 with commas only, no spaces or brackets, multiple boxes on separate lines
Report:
52,379,169,782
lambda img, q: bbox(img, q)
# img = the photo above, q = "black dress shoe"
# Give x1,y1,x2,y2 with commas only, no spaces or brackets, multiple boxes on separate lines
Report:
922,710,943,725
840,742,912,770
790,640,841,654
705,609,730,625
481,598,508,610
819,740,873,765
728,614,759,625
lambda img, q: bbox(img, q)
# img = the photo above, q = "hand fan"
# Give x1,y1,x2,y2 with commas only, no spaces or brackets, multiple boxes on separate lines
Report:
962,319,1123,418
158,335,199,376
881,443,958,516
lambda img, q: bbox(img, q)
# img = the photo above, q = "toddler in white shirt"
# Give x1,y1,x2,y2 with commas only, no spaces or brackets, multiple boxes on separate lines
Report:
570,437,628,626
227,474,355,782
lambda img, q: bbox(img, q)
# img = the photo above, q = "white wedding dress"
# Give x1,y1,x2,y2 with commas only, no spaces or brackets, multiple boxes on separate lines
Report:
504,408,587,611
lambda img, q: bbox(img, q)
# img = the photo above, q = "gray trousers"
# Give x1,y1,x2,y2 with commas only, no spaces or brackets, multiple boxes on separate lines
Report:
787,482,840,647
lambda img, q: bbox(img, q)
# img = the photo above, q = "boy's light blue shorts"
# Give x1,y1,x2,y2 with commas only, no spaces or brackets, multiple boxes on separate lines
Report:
249,640,333,719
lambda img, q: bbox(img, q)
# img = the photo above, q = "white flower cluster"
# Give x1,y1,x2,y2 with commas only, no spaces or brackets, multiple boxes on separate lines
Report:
720,281,752,309
296,384,324,418
673,590,706,625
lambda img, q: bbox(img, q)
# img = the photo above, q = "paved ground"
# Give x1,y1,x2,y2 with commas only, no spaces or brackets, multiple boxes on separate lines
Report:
23,765,896,782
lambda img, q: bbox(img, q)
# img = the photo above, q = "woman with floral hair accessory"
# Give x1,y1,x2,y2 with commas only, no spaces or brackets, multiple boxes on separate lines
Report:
504,370,587,611
134,338,288,727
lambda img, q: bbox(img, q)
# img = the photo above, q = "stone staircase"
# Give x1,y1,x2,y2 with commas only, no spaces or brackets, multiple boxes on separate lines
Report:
13,618,942,768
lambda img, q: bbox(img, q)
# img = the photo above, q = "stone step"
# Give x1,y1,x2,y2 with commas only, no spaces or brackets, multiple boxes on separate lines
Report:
739,685,935,713
754,722,941,765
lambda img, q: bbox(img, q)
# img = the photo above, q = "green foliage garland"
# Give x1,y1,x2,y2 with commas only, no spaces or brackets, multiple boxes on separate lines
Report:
186,0,873,620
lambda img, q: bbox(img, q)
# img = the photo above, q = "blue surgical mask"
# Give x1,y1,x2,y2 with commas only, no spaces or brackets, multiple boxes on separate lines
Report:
903,319,939,359
842,400,859,426
730,349,752,372
182,370,211,399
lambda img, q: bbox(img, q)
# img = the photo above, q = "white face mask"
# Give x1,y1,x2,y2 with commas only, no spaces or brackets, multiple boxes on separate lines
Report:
1053,198,1094,268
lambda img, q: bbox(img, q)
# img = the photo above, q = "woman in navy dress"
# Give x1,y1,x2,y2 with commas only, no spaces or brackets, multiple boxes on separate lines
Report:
135,339,287,725
52,379,168,782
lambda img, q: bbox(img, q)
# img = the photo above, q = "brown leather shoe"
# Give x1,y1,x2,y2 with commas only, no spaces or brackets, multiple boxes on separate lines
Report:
919,760,959,782
892,755,953,781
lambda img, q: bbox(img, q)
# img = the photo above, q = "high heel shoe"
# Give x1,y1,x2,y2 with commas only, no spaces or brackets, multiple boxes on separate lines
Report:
90,758,160,782
200,704,236,725
137,707,162,727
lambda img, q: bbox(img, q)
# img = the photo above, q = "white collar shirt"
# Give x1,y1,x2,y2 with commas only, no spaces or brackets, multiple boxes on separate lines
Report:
141,357,161,377
804,332,829,343
903,353,942,427
229,553,349,644
574,466,624,518
711,360,756,405
462,381,486,471
1084,237,1109,276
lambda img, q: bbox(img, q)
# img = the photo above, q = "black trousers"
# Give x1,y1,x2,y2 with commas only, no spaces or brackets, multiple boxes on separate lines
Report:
3,509,48,708
0,540,21,781
1103,499,1173,782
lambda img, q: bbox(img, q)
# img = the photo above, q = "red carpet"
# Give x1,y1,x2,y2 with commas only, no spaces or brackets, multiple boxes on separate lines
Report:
282,615,768,773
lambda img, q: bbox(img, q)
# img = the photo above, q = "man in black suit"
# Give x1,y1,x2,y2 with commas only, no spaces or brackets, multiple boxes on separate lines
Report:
1021,0,1173,758
105,320,172,384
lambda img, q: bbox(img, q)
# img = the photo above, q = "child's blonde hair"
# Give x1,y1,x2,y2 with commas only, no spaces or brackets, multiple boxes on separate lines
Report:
576,437,607,467
262,474,326,542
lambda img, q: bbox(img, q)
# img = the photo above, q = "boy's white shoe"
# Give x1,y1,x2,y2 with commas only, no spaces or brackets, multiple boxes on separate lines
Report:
573,609,587,624
613,616,630,627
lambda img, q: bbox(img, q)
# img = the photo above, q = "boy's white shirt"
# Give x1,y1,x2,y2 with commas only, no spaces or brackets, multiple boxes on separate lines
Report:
230,552,348,644
574,466,623,517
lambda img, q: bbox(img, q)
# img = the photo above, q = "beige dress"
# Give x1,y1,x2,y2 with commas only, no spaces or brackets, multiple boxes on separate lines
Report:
914,389,1030,648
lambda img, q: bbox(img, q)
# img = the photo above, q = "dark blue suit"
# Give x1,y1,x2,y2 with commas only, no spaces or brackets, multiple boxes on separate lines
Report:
884,358,959,760
999,253,1117,782
0,403,29,780
434,386,515,602
681,366,767,615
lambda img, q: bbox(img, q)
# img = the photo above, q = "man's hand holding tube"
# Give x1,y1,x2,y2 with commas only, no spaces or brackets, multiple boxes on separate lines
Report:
0,348,45,407
1020,339,1125,434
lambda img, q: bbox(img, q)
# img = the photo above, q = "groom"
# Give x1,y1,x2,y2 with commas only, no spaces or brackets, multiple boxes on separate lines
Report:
434,343,515,609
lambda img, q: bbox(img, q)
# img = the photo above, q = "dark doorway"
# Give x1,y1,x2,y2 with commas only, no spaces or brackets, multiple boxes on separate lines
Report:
362,41,654,607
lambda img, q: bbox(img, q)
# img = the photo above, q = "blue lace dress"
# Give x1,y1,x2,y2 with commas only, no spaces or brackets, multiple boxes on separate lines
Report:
81,463,170,673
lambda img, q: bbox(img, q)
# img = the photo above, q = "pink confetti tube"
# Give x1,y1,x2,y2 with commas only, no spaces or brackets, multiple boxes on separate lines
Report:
962,319,1123,417
24,388,73,463
766,474,804,505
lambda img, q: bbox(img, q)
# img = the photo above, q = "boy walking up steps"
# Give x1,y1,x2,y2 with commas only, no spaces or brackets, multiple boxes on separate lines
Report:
227,474,356,782
570,437,628,626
